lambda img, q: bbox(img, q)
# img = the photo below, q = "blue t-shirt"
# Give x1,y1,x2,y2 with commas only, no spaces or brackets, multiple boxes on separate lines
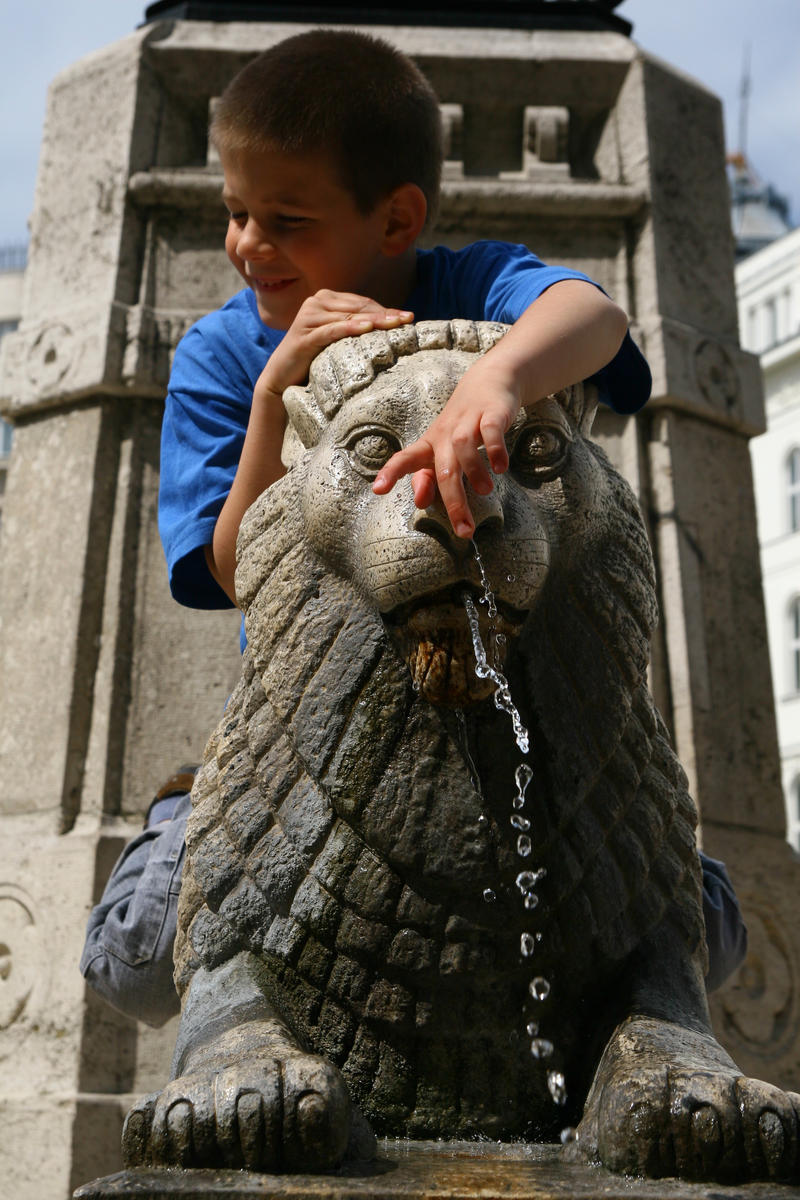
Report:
159,240,651,613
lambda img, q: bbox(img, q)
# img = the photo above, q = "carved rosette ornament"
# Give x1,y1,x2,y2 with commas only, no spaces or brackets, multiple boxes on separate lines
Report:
718,899,800,1063
694,339,741,413
0,884,43,1056
25,322,75,395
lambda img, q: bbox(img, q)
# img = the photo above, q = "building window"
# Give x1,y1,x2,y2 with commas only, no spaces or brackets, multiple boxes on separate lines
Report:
791,597,800,694
790,448,800,533
0,317,18,463
0,243,26,273
764,297,778,349
746,306,758,350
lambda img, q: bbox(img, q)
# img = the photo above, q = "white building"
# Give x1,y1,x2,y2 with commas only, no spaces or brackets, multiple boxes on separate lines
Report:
739,224,800,849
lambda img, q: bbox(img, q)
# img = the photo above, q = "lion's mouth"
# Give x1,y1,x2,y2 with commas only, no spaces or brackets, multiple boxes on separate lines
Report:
384,586,527,707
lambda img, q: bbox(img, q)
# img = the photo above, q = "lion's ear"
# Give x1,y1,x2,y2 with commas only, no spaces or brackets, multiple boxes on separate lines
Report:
283,384,328,449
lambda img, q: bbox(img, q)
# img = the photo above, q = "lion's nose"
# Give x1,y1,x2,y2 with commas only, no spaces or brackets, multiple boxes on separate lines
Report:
413,481,504,545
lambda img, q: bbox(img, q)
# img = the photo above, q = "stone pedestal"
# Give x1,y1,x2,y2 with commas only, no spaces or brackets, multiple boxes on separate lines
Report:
0,14,795,1200
72,1142,800,1200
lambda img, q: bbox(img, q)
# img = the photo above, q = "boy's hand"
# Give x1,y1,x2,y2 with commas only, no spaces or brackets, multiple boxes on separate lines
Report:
371,280,629,539
373,356,520,539
256,289,413,402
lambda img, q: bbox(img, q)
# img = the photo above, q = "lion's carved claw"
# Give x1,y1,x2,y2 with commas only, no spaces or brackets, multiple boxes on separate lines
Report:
122,1021,360,1172
575,1017,800,1182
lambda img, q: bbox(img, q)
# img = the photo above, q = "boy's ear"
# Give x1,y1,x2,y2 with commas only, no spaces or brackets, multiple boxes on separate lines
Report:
380,184,427,257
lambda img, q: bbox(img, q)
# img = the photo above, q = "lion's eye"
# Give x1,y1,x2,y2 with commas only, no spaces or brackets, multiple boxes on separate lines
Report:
344,428,402,478
511,424,569,482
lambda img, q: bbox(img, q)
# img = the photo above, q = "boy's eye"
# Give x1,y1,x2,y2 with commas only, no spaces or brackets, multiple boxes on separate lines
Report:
275,214,311,228
226,210,247,225
510,422,570,484
343,427,402,478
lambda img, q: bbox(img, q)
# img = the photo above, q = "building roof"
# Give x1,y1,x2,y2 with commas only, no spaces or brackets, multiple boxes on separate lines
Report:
729,155,793,261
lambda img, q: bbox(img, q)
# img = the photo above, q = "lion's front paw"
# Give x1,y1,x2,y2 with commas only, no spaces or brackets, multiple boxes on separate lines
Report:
122,1043,355,1172
577,1017,800,1182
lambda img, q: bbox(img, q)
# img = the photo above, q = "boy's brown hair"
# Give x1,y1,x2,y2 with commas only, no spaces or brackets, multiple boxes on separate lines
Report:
211,29,442,224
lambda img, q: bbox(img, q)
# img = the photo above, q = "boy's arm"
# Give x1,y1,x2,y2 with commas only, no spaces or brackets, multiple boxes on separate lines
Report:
206,290,413,603
372,279,628,538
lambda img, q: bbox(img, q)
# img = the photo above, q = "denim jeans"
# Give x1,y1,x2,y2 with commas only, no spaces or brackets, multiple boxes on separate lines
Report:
80,792,190,1027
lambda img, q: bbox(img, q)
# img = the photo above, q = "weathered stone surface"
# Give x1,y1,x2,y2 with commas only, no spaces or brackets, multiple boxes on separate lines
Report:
705,825,800,1093
75,1141,800,1199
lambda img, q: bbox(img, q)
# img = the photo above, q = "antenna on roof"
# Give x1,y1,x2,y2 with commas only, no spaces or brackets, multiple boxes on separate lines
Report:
737,42,752,168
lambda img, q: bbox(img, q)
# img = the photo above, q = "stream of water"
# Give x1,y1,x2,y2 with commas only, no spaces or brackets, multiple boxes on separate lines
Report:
467,542,576,1143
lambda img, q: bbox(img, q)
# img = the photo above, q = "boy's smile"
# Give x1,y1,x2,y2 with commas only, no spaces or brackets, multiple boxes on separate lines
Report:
221,144,411,329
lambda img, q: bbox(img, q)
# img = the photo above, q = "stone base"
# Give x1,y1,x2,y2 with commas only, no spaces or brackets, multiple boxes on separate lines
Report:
73,1141,800,1200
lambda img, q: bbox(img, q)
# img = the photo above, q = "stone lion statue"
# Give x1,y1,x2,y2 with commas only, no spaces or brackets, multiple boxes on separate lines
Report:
123,320,800,1183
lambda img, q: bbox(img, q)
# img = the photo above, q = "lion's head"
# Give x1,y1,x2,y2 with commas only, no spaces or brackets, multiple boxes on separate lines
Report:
246,319,620,709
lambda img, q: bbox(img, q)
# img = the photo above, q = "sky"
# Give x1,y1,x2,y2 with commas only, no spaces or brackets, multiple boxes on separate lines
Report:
0,0,798,247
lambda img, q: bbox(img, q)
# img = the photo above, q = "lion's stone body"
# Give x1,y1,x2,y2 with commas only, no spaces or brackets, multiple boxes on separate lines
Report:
125,322,800,1182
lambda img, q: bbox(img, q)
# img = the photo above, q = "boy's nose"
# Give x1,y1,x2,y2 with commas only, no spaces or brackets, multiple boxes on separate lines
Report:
236,221,276,260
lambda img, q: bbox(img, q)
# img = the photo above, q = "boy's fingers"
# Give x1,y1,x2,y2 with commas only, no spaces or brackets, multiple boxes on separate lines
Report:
304,311,413,346
480,417,511,474
435,461,474,539
411,468,437,509
308,291,413,325
373,441,433,493
451,436,494,496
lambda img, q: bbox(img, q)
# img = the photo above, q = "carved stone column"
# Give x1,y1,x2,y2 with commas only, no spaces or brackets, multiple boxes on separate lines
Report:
0,26,241,1200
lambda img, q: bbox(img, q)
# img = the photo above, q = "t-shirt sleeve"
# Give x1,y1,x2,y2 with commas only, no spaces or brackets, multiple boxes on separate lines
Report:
590,330,652,415
482,243,652,414
427,242,651,414
158,323,254,610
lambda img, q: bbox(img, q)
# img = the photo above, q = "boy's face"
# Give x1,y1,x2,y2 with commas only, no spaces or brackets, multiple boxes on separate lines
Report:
221,144,397,329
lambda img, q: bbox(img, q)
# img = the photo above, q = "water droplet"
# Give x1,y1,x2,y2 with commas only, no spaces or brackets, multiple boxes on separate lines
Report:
516,869,545,891
517,834,532,857
560,1127,579,1145
510,813,531,831
507,573,516,583
529,976,550,1001
524,892,539,910
520,932,536,957
513,762,534,810
412,679,421,692
515,763,533,790
530,1038,554,1060
495,632,506,645
483,888,496,903
478,814,488,827
547,1070,567,1105
526,1020,539,1037
471,541,498,618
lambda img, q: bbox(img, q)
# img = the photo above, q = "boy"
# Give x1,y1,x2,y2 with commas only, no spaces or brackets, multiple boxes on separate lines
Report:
81,28,745,1026
158,27,647,613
